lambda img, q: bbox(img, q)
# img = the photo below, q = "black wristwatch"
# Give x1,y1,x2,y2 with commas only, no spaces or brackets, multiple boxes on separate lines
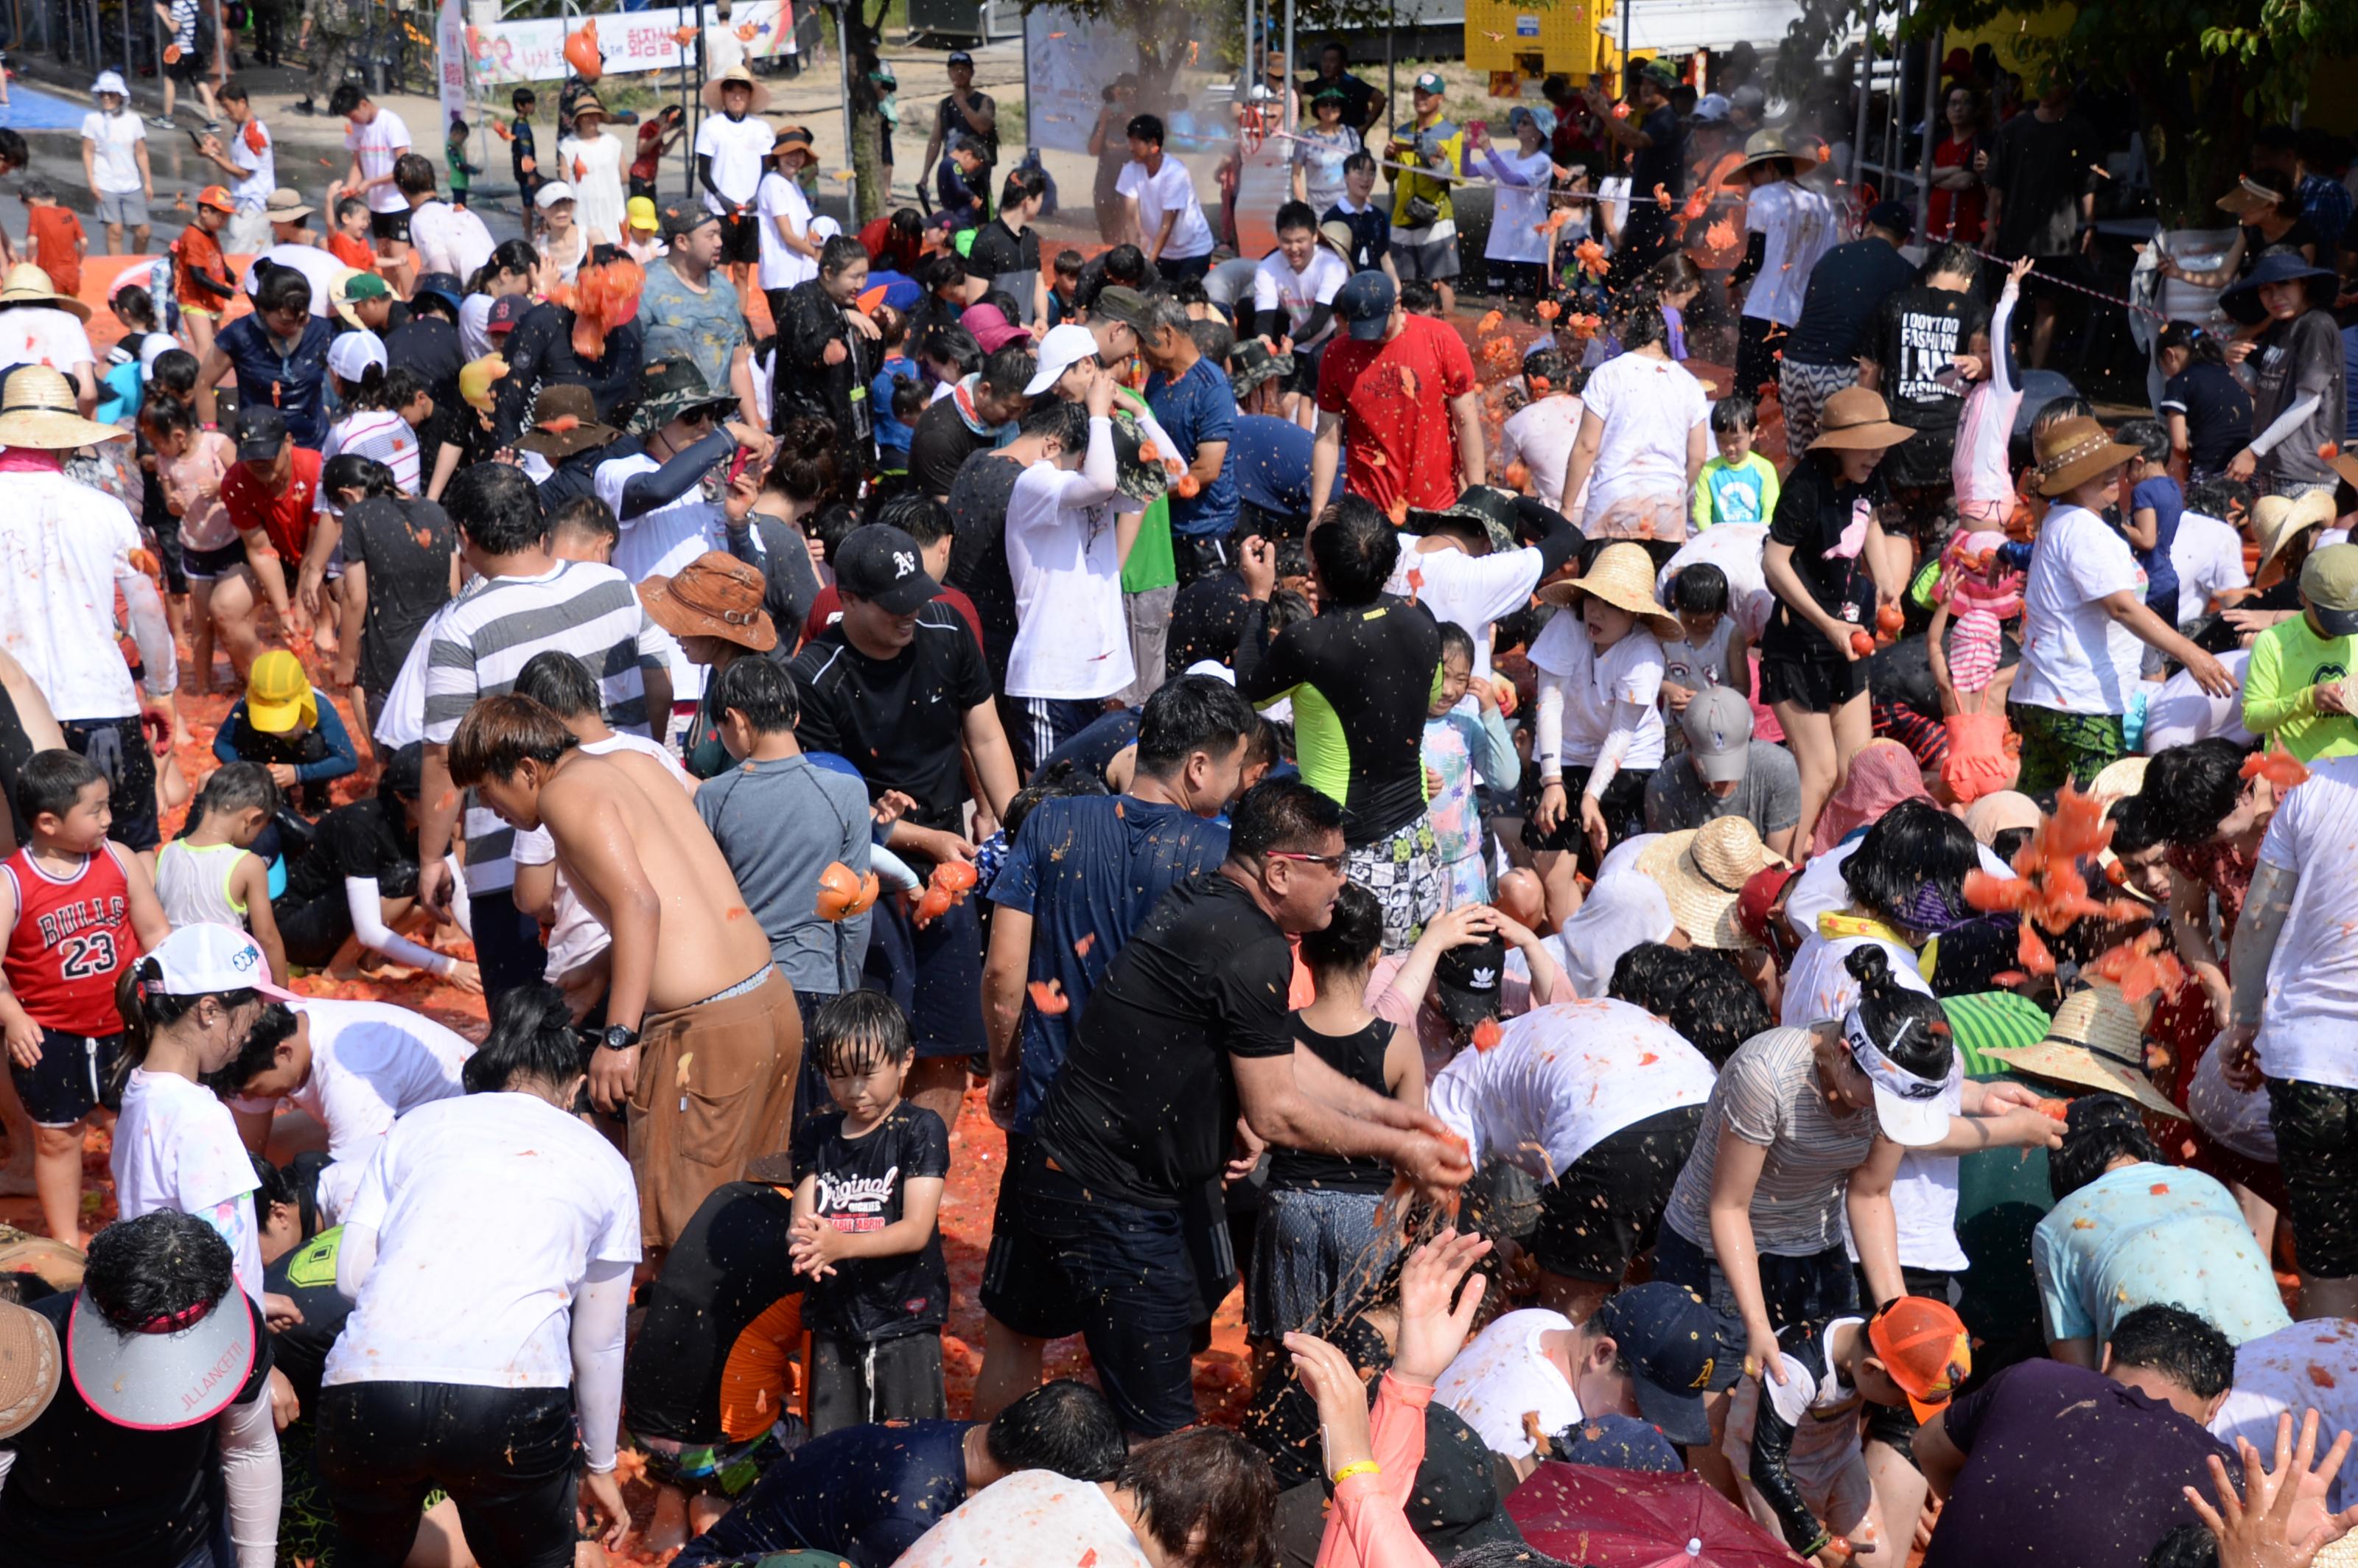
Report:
599,1024,641,1053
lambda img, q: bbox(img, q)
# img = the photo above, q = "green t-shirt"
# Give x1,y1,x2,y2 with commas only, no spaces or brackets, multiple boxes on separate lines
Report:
1945,990,2058,1382
2242,615,2358,763
1122,491,1178,593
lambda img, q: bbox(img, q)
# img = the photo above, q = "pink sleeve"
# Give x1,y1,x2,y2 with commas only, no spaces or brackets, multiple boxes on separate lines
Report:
1317,1374,1440,1568
1366,957,1420,1033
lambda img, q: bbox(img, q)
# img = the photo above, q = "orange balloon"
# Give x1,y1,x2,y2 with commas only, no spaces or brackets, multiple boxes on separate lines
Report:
562,18,602,80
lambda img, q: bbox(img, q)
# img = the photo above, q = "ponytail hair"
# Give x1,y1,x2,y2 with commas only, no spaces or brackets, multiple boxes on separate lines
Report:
464,981,586,1095
112,956,265,1092
1841,945,1954,1082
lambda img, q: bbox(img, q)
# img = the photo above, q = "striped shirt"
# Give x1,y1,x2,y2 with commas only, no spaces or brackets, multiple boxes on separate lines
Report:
422,559,670,892
1944,991,2049,1077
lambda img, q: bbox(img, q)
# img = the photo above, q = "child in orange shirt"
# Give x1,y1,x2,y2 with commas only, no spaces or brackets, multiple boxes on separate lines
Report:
20,180,85,298
170,186,238,362
326,196,379,273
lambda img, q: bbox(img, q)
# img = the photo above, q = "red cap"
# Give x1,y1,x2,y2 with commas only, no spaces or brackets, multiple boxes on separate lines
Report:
195,185,237,213
1868,1298,1973,1424
1736,864,1799,948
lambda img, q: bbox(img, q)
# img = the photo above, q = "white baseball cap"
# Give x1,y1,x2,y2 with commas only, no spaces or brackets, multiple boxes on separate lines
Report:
533,181,575,210
144,923,301,1001
326,327,388,385
93,71,129,97
1024,323,1101,397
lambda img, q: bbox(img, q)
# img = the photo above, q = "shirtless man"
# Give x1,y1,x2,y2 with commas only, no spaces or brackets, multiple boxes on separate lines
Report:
449,692,799,1253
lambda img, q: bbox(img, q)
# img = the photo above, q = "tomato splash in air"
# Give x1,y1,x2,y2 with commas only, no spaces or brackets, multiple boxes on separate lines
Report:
1028,979,1070,1015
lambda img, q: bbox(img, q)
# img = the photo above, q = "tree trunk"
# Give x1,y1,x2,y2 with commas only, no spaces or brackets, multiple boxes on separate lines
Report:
843,0,887,226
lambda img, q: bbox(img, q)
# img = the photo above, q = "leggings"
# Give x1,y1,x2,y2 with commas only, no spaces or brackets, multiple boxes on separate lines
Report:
317,1381,578,1568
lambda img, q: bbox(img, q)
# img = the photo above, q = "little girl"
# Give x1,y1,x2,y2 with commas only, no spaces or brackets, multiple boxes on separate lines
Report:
1926,528,2026,803
1423,623,1519,909
1950,255,2037,528
1640,253,1704,363
157,762,290,984
1658,561,1748,715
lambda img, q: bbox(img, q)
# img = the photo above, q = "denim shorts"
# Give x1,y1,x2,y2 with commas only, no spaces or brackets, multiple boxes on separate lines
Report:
1654,1219,1858,1337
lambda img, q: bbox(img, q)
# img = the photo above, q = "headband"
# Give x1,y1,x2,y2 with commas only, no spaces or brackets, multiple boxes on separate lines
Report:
1843,1007,1947,1105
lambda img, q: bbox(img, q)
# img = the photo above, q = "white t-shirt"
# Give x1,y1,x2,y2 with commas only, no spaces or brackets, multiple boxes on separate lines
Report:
0,467,144,722
2170,510,2252,625
225,118,276,211
1116,155,1214,262
1658,524,1774,642
2143,648,2256,753
595,451,731,699
2256,756,2358,1090
1743,181,1839,326
1577,351,1710,524
346,108,413,214
512,732,696,980
0,307,98,377
324,1091,640,1389
113,1069,265,1305
897,1471,1153,1568
80,109,145,194
407,198,494,282
695,111,774,211
1383,541,1547,685
1250,248,1348,346
2012,503,2146,715
754,170,816,293
1429,999,1716,1178
1530,612,1668,772
1004,447,1135,701
2214,1320,2358,1516
227,998,472,1224
241,243,343,317
1435,1308,1584,1460
1497,396,1587,514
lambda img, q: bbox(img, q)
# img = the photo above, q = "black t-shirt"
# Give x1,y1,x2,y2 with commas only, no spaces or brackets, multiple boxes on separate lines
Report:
2160,362,2256,475
1269,1015,1396,1194
788,1105,951,1343
1987,111,2102,259
625,1180,804,1444
944,447,1023,685
934,91,998,166
264,1225,352,1408
908,397,993,500
0,1292,272,1567
1783,239,1921,366
1074,251,1164,314
673,1417,972,1568
965,217,1039,286
1629,105,1686,200
343,496,455,694
1763,458,1885,664
1299,71,1379,130
1035,872,1297,1209
385,316,469,477
1166,567,1258,676
283,794,418,904
1867,284,1990,433
791,602,993,833
2241,219,2325,273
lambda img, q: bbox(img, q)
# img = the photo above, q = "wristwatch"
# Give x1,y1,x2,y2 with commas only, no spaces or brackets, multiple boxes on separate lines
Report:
599,1024,641,1053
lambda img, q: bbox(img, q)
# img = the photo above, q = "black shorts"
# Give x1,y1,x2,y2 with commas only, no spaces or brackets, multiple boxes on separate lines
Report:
166,48,209,83
1521,762,1652,855
368,208,410,243
809,1330,946,1434
150,526,188,595
181,536,247,581
11,1027,122,1127
1531,1102,1707,1284
861,889,984,1058
2269,1077,2358,1279
1759,651,1869,715
716,211,760,267
60,715,158,853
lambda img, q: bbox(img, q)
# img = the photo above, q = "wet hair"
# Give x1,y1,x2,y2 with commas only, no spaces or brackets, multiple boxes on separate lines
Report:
819,234,868,277
1399,280,1441,315
464,981,585,1094
1100,244,1149,284
999,167,1045,211
985,1379,1127,1480
377,741,425,805
329,83,368,117
1841,946,1955,1082
189,761,280,831
1710,393,1758,436
812,989,914,1077
2186,475,2253,520
393,151,438,197
198,993,304,1098
2149,1522,2220,1568
248,1152,293,1221
1136,675,1258,779
2108,1303,2236,1399
548,493,620,549
321,453,397,502
150,348,200,402
1924,241,1981,284
979,344,1038,402
1118,1426,1278,1568
1053,248,1084,280
1609,942,1694,1015
1842,799,1976,930
445,461,547,555
2134,740,2250,847
1018,398,1090,451
1669,561,1729,616
468,238,540,295
2116,417,2170,466
83,1211,235,1333
1436,621,1477,669
17,749,104,824
1308,493,1402,607
511,650,602,720
872,303,909,351
1190,316,1234,366
1617,295,1670,353
2031,394,2096,435
332,195,369,228
2110,799,2169,863
1274,200,1319,235
919,323,984,379
1001,760,1108,841
255,267,313,317
1127,113,1166,146
447,693,580,786
1229,777,1345,861
111,285,158,329
1522,346,1570,390
2051,1092,2163,1200
1265,587,1315,635
1298,881,1385,978
711,654,800,735
17,175,53,204
1663,950,1771,1069
765,416,840,503
2160,321,2227,368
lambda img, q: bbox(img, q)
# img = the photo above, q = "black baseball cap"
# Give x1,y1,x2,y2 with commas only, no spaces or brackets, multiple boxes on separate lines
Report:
1433,934,1505,1029
834,523,941,615
947,49,974,66
1865,199,1914,238
1404,1404,1526,1554
1590,1281,1730,1446
236,405,289,463
1334,270,1397,340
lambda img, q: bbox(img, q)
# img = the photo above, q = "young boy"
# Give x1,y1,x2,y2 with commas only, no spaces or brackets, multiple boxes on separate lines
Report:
2116,416,2184,665
445,116,478,209
934,135,989,234
326,196,379,272
508,87,545,212
0,751,172,1246
1659,561,1748,713
155,763,288,984
1046,247,1084,329
788,990,950,1435
1692,393,1780,528
171,186,239,364
20,180,85,298
1724,1298,1973,1564
866,304,920,483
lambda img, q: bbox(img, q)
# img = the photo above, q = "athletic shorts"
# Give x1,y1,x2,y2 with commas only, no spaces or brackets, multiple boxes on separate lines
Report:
368,208,410,242
1521,762,1651,858
165,49,209,83
152,526,187,595
717,211,760,267
11,1027,123,1127
95,191,150,230
1760,653,1869,715
1390,228,1460,281
809,1331,946,1436
1532,1102,1707,1284
1345,814,1443,955
181,536,248,581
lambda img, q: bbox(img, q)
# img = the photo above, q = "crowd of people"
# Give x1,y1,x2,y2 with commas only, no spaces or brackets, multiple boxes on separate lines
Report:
0,29,2357,1568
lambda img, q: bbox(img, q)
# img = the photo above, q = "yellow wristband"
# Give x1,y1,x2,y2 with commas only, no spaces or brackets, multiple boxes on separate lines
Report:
1331,1460,1381,1486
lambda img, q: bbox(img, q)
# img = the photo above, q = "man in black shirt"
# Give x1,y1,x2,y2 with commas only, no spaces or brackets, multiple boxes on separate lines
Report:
1004,778,1471,1438
1300,41,1385,133
1858,241,1992,526
1588,60,1685,287
1984,79,2103,368
966,169,1047,324
1778,201,1918,452
906,344,1035,501
920,52,998,220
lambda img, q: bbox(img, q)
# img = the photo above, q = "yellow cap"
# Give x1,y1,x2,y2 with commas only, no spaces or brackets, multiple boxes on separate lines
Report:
626,195,659,232
245,650,316,734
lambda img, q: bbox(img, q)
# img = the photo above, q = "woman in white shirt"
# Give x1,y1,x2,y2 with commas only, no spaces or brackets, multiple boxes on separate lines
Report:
1735,133,1837,400
1558,300,1712,544
755,127,823,326
533,182,590,283
556,95,626,245
1470,108,1559,299
315,981,638,1564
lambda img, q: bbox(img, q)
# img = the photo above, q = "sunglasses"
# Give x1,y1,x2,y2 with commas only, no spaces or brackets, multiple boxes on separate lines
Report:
1264,850,1346,871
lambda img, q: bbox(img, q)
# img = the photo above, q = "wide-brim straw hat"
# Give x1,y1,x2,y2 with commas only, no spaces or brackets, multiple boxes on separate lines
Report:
2032,414,2141,497
0,1300,57,1441
702,64,772,112
571,91,610,125
1637,817,1789,949
0,366,129,449
0,264,91,323
2253,489,2338,578
514,384,621,460
1536,541,1682,640
2088,755,2149,811
1808,385,1915,452
1736,126,1820,172
1987,981,2185,1119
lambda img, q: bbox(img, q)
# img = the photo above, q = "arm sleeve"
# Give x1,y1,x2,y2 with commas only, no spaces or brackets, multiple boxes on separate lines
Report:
297,696,358,783
1479,146,1535,186
1746,1371,1830,1556
1534,666,1565,777
1990,285,2021,398
1232,601,1311,704
570,1258,632,1472
2246,392,2323,458
1466,705,1519,794
345,877,455,975
1042,416,1118,508
616,429,734,521
217,1380,281,1568
1582,698,1653,801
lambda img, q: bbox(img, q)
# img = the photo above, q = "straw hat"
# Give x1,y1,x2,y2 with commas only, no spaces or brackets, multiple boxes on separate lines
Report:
1637,817,1789,949
2252,489,2337,581
1317,219,1359,264
0,264,91,323
264,186,312,223
702,63,771,113
1735,126,1821,173
571,91,610,126
1985,981,2184,1119
1536,542,1682,640
0,367,128,449
2087,755,2149,811
2032,415,2140,497
0,1301,57,1441
1807,386,1915,452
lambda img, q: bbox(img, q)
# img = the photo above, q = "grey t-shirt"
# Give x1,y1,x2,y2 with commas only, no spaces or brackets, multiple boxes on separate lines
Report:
1642,741,1802,841
2250,311,2345,493
694,754,875,993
